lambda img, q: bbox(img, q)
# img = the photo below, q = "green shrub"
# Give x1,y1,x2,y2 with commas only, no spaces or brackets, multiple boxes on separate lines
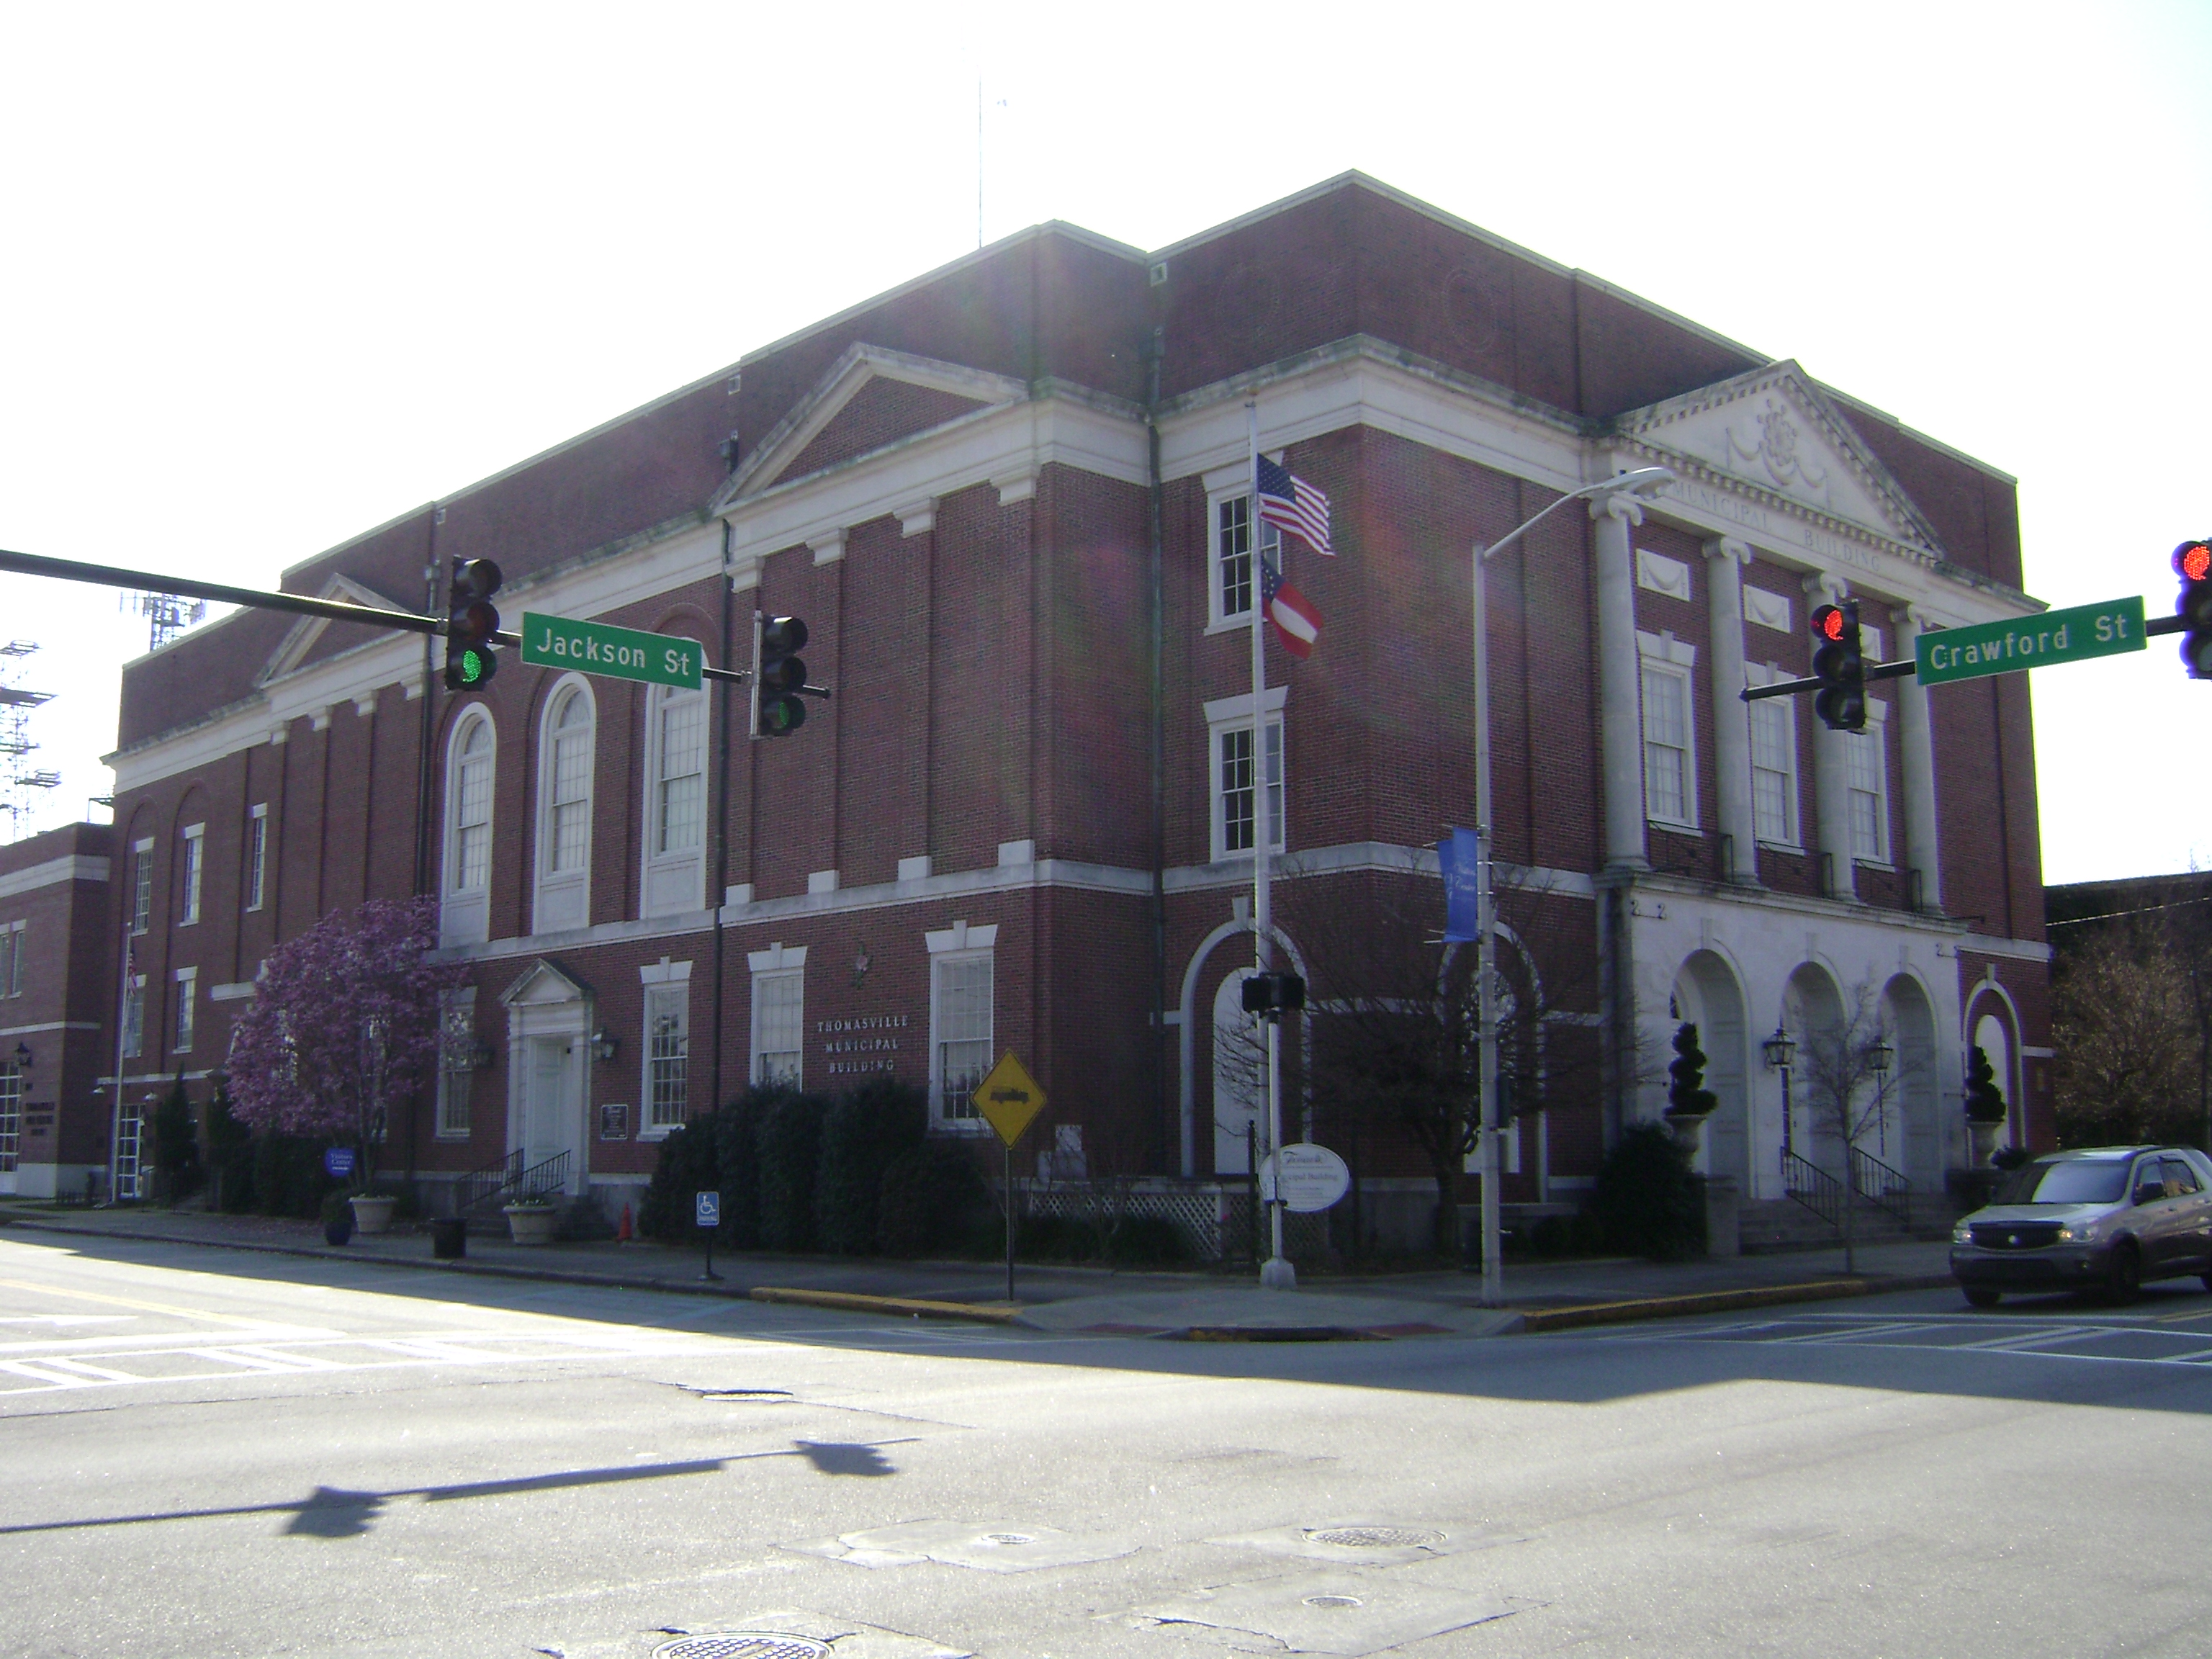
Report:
205,1089,256,1213
877,1143,989,1257
711,1091,770,1249
1106,1213,1190,1265
1587,1123,1705,1262
755,1091,824,1252
639,1119,720,1243
150,1076,203,1205
252,1133,335,1219
815,1078,926,1254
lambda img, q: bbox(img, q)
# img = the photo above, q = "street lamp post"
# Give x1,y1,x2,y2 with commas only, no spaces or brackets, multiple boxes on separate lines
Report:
1763,1024,1798,1168
1471,467,1675,1307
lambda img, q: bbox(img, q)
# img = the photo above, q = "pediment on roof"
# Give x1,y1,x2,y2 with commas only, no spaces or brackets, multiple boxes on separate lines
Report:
1615,361,1943,554
258,573,414,685
500,957,593,1007
711,343,1028,511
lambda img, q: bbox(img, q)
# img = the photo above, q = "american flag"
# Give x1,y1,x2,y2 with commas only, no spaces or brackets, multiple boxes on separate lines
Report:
1256,454,1333,556
1259,552,1322,660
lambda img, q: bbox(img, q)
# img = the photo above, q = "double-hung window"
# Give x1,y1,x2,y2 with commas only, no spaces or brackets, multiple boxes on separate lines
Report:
246,804,269,912
534,682,594,934
0,923,22,998
172,967,196,1053
644,984,690,1133
643,678,707,917
441,714,494,947
1847,704,1892,865
926,922,997,1128
436,986,477,1138
1212,492,1280,627
130,840,153,935
1205,689,1287,863
1637,632,1699,831
751,970,804,1087
178,824,204,925
1750,693,1799,846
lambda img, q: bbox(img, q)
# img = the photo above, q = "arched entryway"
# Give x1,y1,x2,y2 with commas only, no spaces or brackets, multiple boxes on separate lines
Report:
1882,973,1943,1187
1671,950,1750,1190
1211,966,1264,1173
1782,961,1846,1177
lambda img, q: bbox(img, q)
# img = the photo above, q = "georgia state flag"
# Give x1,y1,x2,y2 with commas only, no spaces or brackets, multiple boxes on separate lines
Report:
1259,555,1322,660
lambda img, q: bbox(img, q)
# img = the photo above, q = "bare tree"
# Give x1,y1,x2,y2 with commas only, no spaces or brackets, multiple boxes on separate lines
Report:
2053,913,2201,1148
1796,980,1908,1273
1223,850,1611,1256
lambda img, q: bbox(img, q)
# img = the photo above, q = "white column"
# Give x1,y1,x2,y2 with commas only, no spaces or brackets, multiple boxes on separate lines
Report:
1704,537,1757,885
1804,570,1856,902
1593,494,1648,872
1893,606,1943,912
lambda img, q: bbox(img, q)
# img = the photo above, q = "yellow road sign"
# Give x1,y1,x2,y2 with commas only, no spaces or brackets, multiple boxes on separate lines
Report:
972,1051,1046,1148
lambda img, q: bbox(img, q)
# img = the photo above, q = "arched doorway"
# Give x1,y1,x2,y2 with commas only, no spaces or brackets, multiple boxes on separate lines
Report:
1671,951,1750,1190
1211,967,1264,1174
1783,962,1846,1177
1882,974,1943,1187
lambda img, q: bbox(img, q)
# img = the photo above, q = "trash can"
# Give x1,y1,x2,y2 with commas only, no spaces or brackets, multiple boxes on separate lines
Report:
431,1216,467,1260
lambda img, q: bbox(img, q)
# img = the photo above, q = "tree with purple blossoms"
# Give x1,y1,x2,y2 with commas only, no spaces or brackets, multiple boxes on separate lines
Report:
226,897,467,1186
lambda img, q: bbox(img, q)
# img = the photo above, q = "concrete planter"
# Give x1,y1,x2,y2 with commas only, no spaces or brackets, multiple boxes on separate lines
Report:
1665,1113,1709,1157
504,1204,557,1246
347,1194,397,1236
1968,1120,2005,1167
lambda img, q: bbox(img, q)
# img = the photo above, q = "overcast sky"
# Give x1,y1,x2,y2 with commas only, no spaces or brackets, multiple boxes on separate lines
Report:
1,2,2206,885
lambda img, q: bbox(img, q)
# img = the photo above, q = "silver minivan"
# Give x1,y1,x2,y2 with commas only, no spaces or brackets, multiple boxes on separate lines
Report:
1950,1145,2212,1307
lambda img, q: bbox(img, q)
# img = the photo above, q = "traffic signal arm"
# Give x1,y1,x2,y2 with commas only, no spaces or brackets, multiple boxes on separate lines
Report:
0,546,449,638
1742,655,1917,703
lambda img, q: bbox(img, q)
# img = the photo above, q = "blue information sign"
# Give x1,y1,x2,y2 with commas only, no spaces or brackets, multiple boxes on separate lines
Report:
323,1147,356,1179
694,1190,721,1228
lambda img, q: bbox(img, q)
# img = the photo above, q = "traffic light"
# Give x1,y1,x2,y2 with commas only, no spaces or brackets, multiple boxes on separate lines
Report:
443,558,503,691
1241,971,1306,1020
1809,598,1866,731
2175,539,2212,679
750,613,809,737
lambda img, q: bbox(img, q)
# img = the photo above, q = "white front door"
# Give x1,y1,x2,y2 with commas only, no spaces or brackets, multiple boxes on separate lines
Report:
525,1036,574,1172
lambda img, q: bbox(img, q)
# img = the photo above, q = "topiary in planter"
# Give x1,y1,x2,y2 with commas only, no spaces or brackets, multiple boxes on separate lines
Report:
1665,1022,1719,1120
1964,1045,2008,1124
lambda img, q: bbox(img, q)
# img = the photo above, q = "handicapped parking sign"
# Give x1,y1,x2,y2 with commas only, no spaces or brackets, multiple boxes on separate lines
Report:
694,1190,720,1229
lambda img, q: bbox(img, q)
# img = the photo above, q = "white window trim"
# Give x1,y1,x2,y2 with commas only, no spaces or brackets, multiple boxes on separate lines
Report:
639,979,692,1139
748,942,807,1089
1848,698,1894,869
1204,688,1289,864
532,674,596,937
130,838,153,936
1745,662,1802,851
178,823,204,927
1205,468,1282,633
173,966,197,1054
1636,631,1699,832
245,804,269,913
436,985,477,1140
640,678,709,920
441,708,495,948
926,922,998,1132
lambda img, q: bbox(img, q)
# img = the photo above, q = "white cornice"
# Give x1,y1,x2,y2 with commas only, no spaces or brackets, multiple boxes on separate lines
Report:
0,854,108,899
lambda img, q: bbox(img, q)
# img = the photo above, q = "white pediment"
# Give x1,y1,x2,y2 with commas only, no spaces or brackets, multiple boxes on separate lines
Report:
259,573,415,686
500,957,592,1007
1617,362,1942,554
711,343,1029,511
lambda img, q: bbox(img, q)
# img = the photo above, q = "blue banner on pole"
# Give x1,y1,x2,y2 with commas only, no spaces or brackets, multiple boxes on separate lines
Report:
1439,826,1481,944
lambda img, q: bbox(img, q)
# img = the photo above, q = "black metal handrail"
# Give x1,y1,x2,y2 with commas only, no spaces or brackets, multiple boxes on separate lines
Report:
1783,1149,1841,1229
454,1148,523,1214
1851,1146,1912,1225
513,1150,570,1202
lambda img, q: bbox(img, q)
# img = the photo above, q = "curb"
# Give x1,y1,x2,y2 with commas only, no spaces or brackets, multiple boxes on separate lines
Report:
1515,1272,1956,1332
748,1287,1019,1324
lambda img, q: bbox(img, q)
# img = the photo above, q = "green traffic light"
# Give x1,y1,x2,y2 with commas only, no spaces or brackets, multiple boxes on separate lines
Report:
459,649,485,684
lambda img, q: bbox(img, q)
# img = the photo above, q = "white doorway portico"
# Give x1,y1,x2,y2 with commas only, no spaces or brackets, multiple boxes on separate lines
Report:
500,959,593,1196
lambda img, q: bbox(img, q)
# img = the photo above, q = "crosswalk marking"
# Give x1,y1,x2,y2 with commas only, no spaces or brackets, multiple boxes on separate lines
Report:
1587,1308,2212,1372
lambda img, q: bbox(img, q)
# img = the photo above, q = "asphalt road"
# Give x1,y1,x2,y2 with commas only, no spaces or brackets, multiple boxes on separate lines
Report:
4,1233,2210,1659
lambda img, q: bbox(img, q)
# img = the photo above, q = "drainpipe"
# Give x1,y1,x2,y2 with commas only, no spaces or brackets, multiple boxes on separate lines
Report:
1143,327,1169,1174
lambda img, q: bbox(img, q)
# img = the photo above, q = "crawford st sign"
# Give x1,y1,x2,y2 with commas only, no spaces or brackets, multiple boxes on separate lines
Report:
1915,596,2145,688
520,613,703,690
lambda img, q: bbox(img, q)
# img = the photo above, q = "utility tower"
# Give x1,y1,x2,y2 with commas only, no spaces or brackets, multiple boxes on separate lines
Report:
127,592,207,652
0,642,58,843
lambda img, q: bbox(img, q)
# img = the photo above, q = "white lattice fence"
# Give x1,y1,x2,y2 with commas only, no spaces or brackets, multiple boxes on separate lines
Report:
1011,1180,1334,1262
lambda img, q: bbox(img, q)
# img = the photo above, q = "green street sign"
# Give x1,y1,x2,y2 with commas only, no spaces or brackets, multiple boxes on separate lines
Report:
1915,595,2145,688
519,613,703,689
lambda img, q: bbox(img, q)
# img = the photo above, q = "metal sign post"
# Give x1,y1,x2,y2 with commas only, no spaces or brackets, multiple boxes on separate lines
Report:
696,1189,721,1281
973,1051,1047,1305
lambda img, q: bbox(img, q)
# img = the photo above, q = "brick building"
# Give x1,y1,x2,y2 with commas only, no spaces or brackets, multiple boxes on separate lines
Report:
0,822,115,1197
87,174,2052,1240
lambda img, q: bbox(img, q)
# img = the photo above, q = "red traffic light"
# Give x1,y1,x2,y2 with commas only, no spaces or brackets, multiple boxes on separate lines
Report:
1811,603,1846,642
2177,541,2212,583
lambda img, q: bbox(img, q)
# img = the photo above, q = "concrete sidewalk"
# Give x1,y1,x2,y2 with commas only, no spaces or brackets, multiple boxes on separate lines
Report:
0,1200,1955,1337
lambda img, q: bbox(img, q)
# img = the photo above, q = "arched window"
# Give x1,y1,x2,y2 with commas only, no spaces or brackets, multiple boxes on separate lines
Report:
642,678,706,917
534,680,594,934
441,711,495,948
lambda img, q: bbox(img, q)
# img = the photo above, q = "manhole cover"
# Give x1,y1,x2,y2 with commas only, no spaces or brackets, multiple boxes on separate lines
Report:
651,1637,830,1659
1307,1526,1444,1550
1303,1594,1364,1609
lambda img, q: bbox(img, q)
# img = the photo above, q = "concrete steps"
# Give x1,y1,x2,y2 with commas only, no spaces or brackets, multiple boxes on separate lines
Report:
1739,1195,1950,1255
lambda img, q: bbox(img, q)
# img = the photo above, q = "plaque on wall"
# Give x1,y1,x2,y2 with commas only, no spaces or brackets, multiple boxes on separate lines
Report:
599,1102,629,1141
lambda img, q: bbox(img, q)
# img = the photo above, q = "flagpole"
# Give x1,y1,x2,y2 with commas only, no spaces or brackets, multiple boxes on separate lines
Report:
1248,397,1293,1290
